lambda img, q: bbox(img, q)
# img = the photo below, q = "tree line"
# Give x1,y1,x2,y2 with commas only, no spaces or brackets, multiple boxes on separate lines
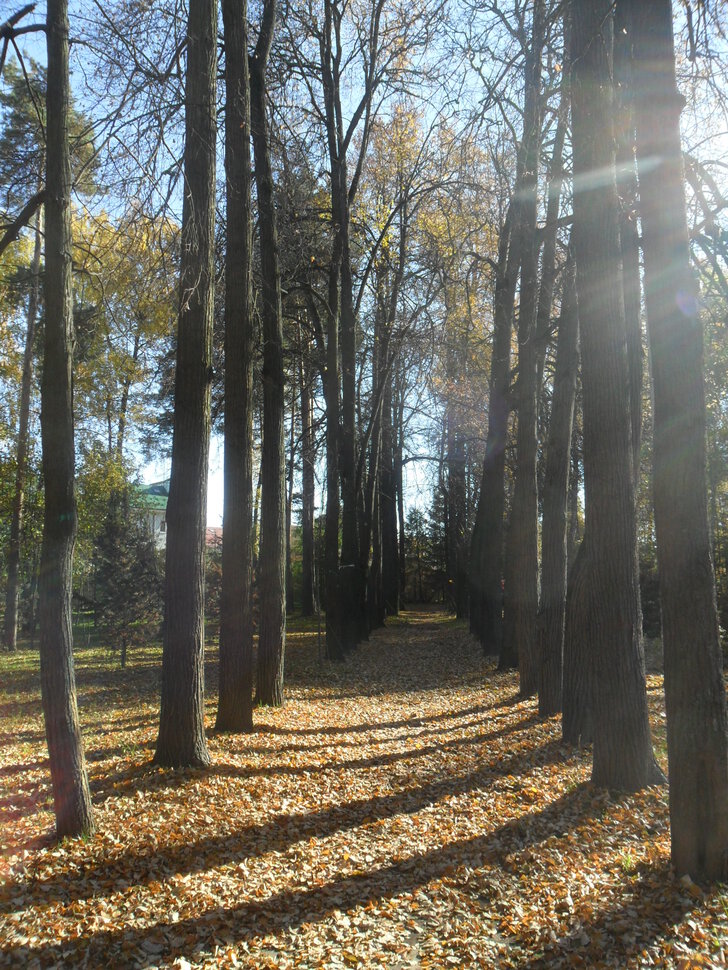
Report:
1,0,728,883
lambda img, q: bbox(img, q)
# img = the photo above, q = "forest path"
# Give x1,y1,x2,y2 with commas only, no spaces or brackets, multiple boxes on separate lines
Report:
0,611,725,968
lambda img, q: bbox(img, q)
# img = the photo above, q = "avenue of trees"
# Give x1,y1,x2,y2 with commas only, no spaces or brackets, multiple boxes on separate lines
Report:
2,0,728,881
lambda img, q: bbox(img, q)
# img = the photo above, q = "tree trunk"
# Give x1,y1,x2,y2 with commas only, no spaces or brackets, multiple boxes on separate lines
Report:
300,332,317,616
39,0,94,838
570,0,661,790
381,380,399,616
502,0,544,694
470,205,516,657
538,257,578,717
445,411,468,618
154,0,216,768
286,390,296,613
216,0,255,733
251,0,286,707
614,0,643,483
4,205,42,652
631,0,728,880
562,535,594,746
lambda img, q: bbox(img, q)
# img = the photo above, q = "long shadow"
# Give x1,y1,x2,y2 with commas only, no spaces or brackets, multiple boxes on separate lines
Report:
89,714,544,805
514,860,698,970
241,708,534,756
265,695,522,739
0,758,48,779
0,782,602,967
0,737,576,916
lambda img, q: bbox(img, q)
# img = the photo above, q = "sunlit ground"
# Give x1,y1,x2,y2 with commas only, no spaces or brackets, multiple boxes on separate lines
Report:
0,610,726,968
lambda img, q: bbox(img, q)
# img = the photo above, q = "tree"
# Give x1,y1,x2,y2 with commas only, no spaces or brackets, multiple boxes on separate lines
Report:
629,0,728,880
216,0,255,733
1,59,95,651
500,0,545,695
95,490,162,669
538,256,578,716
251,0,287,707
569,0,661,790
154,0,217,768
38,0,94,838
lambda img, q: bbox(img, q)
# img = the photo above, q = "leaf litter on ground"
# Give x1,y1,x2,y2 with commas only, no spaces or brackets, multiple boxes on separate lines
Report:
1,607,727,968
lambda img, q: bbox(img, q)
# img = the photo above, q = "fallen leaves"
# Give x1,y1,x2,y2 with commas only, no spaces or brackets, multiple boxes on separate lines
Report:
0,609,727,968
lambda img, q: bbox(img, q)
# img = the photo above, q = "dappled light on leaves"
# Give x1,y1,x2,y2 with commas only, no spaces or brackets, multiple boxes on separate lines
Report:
1,611,726,968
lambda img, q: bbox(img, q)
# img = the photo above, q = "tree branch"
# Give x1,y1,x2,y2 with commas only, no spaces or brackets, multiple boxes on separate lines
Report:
0,190,45,259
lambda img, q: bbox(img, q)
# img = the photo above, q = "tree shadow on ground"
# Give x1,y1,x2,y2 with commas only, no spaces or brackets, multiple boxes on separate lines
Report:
86,712,545,806
0,737,575,916
2,782,607,967
514,860,699,969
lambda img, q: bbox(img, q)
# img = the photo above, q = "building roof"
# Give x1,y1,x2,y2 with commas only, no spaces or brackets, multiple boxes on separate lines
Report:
134,479,170,512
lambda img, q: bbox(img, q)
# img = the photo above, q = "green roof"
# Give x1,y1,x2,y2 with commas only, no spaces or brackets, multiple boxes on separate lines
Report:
133,480,169,512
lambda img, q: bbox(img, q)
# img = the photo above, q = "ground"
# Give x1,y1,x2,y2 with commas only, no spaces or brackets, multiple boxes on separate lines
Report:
0,608,726,968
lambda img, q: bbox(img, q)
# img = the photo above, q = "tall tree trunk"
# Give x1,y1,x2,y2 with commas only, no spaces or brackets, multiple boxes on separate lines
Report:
286,390,296,613
502,0,544,695
469,205,516,656
614,1,643,483
570,0,661,790
538,257,578,716
395,387,406,600
300,332,316,616
216,0,254,733
381,380,399,616
251,0,286,707
4,205,42,652
154,0,216,768
630,0,728,880
447,420,468,618
40,0,94,837
115,329,140,460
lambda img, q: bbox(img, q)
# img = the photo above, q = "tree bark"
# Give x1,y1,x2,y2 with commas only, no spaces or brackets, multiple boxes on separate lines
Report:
154,0,216,767
4,205,41,652
570,0,661,790
286,389,296,613
216,0,255,733
300,331,317,616
630,0,728,880
39,0,94,838
538,257,578,717
470,205,516,657
614,1,643,482
502,0,544,694
252,0,286,707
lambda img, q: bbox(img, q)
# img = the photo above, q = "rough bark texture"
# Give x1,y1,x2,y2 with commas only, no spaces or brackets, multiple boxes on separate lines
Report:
300,337,317,616
538,259,578,717
562,535,594,746
570,0,660,790
39,0,94,838
502,0,544,693
381,381,399,616
614,1,643,482
630,0,728,880
4,207,41,652
216,0,254,733
470,206,516,658
154,0,216,768
445,413,468,618
252,0,286,707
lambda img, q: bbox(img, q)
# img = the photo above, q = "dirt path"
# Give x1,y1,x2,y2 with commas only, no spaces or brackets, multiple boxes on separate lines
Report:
0,610,725,967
